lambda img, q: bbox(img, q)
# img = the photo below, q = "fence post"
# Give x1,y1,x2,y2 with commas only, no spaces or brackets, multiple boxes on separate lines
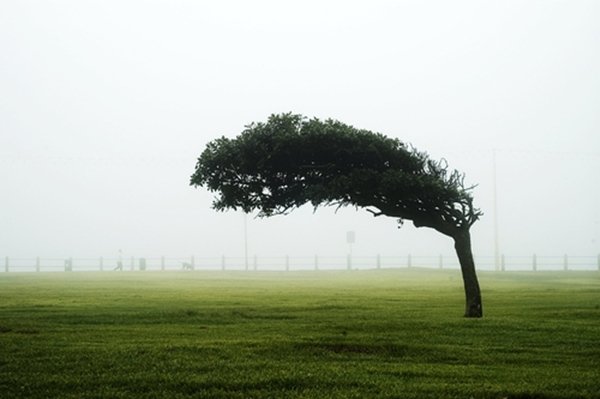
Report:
438,254,443,269
563,254,568,271
65,258,72,272
161,256,165,271
4,257,8,273
376,254,381,269
285,255,290,272
532,254,537,272
100,257,104,272
501,254,505,271
314,255,319,271
407,254,412,268
36,257,40,272
221,255,225,271
253,255,257,271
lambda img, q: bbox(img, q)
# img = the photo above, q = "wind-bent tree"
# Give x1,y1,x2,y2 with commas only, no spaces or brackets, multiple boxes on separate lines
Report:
191,113,483,317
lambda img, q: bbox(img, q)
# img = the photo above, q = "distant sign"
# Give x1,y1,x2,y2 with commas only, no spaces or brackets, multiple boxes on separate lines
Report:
346,231,355,244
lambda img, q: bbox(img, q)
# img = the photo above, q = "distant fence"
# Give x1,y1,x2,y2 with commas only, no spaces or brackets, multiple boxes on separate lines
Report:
1,254,599,273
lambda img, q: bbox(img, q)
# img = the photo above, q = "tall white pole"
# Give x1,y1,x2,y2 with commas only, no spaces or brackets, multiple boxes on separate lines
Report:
244,213,249,271
493,149,500,271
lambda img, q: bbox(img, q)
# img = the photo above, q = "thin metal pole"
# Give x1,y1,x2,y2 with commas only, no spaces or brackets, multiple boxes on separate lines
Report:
244,213,249,271
493,149,500,271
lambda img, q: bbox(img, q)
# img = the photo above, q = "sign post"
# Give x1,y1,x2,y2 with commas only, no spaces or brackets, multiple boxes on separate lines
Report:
346,231,355,270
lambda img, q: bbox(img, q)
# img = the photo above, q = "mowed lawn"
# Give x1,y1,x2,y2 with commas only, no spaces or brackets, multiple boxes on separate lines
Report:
0,269,598,399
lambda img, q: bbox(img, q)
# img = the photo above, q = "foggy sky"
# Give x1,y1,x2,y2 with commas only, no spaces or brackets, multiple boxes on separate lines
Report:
1,1,599,262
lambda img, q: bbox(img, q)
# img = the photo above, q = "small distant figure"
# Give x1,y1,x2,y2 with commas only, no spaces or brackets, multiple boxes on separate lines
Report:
182,262,194,271
114,249,124,271
114,260,123,271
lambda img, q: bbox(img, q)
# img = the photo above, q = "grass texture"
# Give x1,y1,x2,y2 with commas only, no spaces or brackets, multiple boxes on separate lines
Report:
0,269,599,398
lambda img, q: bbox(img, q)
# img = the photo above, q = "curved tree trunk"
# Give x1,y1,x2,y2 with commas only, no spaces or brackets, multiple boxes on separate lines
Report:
453,230,483,318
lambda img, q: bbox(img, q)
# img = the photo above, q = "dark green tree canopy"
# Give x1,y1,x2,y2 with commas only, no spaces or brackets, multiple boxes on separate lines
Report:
192,113,484,317
191,113,481,239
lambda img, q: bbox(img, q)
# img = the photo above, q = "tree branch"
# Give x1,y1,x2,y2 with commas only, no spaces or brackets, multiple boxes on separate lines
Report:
366,208,384,217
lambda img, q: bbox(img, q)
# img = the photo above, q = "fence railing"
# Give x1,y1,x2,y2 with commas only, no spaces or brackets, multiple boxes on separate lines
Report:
2,254,599,273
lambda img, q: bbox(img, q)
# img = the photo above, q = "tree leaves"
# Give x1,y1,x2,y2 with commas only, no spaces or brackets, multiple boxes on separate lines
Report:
190,113,482,237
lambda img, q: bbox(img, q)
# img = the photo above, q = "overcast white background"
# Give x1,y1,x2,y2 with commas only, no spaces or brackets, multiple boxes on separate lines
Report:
1,1,599,265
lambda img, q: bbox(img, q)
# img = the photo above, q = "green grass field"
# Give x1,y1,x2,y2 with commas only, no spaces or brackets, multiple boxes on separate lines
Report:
1,269,599,398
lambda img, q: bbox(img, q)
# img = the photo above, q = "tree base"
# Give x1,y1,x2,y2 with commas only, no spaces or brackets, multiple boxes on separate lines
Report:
464,303,483,318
